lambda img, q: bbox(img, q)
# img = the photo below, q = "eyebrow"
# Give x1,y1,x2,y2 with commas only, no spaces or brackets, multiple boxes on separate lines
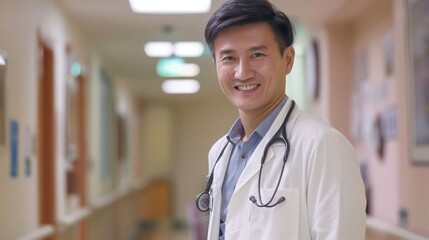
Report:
249,45,268,52
218,49,235,56
218,45,269,56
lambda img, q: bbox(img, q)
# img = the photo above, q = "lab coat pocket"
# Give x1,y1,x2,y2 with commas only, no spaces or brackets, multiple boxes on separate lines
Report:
248,188,299,240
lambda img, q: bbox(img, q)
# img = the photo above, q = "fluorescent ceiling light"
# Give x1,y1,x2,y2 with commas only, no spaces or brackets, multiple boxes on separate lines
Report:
174,42,204,57
144,42,173,57
157,58,200,77
145,41,204,58
162,79,200,94
130,0,211,14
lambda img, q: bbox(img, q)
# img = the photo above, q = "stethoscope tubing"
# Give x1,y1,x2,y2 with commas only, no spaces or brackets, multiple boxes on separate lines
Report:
255,101,295,207
196,100,296,211
196,140,230,212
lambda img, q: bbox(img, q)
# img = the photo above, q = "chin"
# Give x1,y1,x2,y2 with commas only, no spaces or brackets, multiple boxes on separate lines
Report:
234,104,259,112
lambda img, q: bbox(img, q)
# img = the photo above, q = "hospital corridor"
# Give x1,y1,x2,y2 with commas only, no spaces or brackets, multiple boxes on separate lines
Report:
0,0,429,239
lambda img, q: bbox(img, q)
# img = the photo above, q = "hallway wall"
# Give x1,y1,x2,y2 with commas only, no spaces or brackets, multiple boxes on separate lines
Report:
0,1,143,239
394,0,429,236
309,0,429,237
350,0,399,224
172,97,237,221
0,0,90,238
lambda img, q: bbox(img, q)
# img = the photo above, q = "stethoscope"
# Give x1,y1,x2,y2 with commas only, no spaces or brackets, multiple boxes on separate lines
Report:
196,100,296,212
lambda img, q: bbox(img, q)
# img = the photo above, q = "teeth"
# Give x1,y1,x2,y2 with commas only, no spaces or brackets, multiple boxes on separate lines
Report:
237,84,258,91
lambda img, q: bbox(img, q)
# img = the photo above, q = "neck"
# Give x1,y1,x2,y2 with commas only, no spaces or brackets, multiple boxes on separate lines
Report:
239,95,285,141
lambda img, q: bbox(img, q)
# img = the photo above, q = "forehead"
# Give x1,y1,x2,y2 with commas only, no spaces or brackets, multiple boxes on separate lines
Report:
213,22,278,53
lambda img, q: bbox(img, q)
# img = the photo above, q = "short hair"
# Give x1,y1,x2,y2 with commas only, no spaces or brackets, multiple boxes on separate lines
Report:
205,0,295,56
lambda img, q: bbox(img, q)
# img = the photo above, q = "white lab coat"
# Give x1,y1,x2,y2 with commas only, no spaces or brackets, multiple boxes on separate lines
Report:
206,99,366,240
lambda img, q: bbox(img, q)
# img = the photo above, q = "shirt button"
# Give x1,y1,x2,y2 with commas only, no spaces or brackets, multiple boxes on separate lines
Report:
241,153,246,159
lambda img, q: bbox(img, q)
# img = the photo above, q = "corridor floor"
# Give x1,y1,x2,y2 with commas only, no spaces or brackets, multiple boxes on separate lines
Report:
139,227,408,240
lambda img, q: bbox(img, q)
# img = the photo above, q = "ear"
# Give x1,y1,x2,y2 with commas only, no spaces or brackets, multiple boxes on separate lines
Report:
284,46,295,74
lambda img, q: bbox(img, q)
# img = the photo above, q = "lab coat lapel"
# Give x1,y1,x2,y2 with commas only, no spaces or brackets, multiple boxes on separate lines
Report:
233,100,299,195
207,139,233,240
212,141,233,190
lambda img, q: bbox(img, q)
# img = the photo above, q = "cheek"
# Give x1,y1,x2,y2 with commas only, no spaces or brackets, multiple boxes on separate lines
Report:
216,66,231,83
215,70,228,90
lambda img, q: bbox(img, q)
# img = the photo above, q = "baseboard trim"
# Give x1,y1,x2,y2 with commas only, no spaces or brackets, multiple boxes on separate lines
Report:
366,216,428,240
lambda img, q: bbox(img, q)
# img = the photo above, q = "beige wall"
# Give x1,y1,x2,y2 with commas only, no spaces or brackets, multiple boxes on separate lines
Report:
352,0,400,224
171,97,237,221
140,102,174,183
324,23,355,139
0,0,142,239
0,0,76,238
0,1,38,238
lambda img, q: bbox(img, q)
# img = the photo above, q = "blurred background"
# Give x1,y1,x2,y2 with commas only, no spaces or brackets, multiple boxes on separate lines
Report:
0,0,428,239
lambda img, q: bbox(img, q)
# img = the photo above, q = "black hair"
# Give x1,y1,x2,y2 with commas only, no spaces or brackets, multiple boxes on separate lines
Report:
205,0,294,56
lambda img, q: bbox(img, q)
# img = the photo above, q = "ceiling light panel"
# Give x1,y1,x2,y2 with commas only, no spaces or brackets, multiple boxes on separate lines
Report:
144,42,173,57
162,79,200,94
174,42,204,57
130,0,211,14
145,41,205,58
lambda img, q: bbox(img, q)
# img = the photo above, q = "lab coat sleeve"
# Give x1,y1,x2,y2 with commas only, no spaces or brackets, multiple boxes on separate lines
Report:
306,128,366,240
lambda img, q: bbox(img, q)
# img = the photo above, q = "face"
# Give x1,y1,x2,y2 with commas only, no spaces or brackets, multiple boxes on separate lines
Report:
213,22,294,115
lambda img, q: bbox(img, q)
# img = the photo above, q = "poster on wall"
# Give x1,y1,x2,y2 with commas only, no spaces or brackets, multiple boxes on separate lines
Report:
408,0,429,163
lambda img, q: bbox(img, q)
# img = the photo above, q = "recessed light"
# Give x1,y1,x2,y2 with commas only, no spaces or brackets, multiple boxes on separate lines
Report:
144,42,173,57
162,79,200,94
129,0,211,14
174,42,204,57
145,41,204,58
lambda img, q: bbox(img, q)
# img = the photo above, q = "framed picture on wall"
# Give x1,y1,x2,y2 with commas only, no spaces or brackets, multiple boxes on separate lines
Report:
306,39,320,101
407,0,429,163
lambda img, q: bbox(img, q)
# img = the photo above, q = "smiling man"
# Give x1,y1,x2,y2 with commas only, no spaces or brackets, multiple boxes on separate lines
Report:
201,0,367,239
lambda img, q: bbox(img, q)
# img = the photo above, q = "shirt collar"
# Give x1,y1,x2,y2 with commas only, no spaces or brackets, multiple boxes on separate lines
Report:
227,96,288,144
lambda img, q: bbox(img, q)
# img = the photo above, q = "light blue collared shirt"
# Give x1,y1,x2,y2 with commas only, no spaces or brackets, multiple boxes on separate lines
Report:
219,96,288,239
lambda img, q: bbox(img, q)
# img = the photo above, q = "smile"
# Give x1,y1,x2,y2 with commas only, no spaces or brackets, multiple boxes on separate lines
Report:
236,84,259,91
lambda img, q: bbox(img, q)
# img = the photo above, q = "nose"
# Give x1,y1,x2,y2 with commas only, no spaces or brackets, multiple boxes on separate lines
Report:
234,59,254,80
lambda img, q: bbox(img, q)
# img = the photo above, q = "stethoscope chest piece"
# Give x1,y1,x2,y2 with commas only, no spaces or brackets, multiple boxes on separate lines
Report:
196,192,210,212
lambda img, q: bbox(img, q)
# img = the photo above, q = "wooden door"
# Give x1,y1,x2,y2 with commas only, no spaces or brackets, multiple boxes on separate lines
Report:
37,36,57,240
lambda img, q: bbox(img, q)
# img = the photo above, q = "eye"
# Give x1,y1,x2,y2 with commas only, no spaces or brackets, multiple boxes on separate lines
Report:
251,52,266,58
221,56,235,62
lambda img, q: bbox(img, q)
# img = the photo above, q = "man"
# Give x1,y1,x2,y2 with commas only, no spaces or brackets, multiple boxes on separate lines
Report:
202,0,366,239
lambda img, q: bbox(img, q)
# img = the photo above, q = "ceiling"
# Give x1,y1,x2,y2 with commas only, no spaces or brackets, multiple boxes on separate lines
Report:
57,0,350,101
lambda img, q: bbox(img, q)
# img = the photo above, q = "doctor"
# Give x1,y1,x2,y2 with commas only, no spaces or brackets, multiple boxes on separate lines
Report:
201,0,367,239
